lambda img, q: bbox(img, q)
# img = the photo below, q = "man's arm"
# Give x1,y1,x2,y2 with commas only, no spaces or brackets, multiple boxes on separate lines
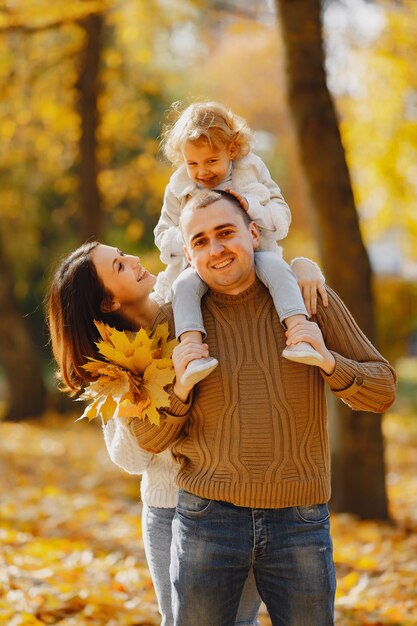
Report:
129,333,204,453
285,287,397,413
129,385,191,453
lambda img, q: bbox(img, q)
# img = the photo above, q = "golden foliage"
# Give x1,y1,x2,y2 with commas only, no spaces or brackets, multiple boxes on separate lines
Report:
0,414,161,625
79,321,177,426
337,0,417,263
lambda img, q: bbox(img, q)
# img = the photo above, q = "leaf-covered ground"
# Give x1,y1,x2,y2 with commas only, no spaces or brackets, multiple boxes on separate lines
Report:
1,403,416,625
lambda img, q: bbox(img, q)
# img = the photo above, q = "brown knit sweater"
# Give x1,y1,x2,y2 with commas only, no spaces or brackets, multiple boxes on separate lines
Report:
131,280,396,509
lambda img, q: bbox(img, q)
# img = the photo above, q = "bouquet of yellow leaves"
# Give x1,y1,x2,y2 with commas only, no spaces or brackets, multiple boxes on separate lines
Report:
78,321,177,426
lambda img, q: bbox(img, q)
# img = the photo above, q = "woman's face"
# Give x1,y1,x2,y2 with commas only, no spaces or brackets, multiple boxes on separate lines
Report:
91,244,156,308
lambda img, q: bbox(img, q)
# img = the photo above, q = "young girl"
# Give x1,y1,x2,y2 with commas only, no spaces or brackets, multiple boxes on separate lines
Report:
154,101,327,387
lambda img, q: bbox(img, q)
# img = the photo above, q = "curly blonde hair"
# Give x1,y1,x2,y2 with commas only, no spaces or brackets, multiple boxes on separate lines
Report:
161,101,253,167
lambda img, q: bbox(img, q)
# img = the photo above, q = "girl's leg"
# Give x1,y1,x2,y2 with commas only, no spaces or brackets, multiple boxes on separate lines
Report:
171,266,207,339
142,505,176,626
254,251,323,366
171,266,218,386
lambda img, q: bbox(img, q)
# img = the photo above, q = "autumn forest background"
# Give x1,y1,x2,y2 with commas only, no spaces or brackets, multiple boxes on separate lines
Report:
1,0,417,624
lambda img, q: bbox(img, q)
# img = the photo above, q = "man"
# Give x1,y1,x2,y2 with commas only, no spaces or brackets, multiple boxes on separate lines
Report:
131,189,396,626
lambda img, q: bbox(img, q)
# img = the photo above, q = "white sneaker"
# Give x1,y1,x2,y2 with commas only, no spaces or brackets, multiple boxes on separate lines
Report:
282,342,324,366
180,356,219,387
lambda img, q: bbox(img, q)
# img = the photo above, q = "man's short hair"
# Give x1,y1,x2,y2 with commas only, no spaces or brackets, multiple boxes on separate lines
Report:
180,189,252,233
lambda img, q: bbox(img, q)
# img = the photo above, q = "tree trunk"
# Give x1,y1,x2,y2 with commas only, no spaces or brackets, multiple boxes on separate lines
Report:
276,0,388,519
0,245,46,421
76,12,103,241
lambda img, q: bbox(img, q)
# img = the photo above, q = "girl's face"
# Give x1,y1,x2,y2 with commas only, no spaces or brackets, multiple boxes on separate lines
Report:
183,139,236,188
91,244,156,310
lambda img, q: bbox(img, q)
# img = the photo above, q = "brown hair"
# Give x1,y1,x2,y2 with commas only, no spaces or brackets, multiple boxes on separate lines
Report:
180,189,252,231
161,101,252,167
46,241,134,395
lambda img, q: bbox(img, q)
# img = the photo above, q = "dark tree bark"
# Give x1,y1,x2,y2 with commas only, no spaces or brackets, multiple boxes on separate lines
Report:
76,13,103,241
0,245,46,421
276,0,388,519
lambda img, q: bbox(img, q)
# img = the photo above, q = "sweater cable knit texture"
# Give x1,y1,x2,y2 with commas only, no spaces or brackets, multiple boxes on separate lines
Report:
130,283,396,509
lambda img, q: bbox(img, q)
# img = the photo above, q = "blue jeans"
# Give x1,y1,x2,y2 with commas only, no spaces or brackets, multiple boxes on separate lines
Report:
171,251,307,339
142,504,261,626
171,491,336,626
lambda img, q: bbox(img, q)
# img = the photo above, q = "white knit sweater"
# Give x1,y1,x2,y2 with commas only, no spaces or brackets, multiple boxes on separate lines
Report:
103,418,179,508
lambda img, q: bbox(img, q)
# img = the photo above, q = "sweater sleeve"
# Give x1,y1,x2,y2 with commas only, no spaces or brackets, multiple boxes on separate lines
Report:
102,418,153,475
154,184,185,264
129,384,191,453
316,288,397,413
244,157,291,241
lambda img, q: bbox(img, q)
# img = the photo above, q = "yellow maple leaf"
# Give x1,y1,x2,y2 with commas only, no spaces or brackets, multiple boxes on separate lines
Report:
151,322,178,359
116,397,150,419
79,322,177,425
141,362,175,425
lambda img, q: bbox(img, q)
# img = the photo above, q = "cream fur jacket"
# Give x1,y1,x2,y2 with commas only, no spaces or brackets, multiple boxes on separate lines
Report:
153,152,291,304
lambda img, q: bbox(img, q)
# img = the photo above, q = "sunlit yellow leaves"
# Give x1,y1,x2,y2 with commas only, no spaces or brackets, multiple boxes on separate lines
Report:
337,1,417,264
0,1,107,31
0,415,162,624
125,218,144,242
79,322,177,425
328,407,417,626
0,0,177,277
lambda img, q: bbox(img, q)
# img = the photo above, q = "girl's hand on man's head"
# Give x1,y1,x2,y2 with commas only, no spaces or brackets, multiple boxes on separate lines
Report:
224,187,249,212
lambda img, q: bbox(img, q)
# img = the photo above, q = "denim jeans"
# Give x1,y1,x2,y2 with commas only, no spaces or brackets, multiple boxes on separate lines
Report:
142,504,261,626
171,491,336,626
171,251,308,339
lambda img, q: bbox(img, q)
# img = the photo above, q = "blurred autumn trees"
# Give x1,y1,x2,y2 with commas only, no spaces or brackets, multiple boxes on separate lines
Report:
275,0,417,517
0,0,189,419
0,0,416,518
0,244,47,420
77,12,103,240
277,0,387,518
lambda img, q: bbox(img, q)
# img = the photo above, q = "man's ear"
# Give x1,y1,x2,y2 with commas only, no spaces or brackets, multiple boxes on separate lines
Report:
249,221,260,250
100,297,121,313
183,244,193,267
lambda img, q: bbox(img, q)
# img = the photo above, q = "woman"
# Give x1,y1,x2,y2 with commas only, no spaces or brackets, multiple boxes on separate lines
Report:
47,240,326,626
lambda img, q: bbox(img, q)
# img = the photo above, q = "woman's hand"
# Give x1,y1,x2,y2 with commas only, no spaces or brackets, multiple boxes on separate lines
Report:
291,258,328,316
285,319,336,375
172,337,209,401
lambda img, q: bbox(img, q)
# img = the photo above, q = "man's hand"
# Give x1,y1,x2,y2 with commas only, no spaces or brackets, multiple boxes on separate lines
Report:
172,337,209,401
285,319,336,375
291,258,328,316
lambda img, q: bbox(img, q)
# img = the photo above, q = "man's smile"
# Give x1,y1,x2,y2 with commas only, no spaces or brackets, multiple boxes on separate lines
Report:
211,258,234,270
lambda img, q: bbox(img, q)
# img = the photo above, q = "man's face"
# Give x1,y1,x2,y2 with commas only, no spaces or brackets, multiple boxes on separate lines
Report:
182,199,259,295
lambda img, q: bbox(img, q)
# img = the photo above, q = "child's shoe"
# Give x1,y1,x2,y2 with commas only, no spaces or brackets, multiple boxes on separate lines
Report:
180,356,219,387
282,342,324,366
